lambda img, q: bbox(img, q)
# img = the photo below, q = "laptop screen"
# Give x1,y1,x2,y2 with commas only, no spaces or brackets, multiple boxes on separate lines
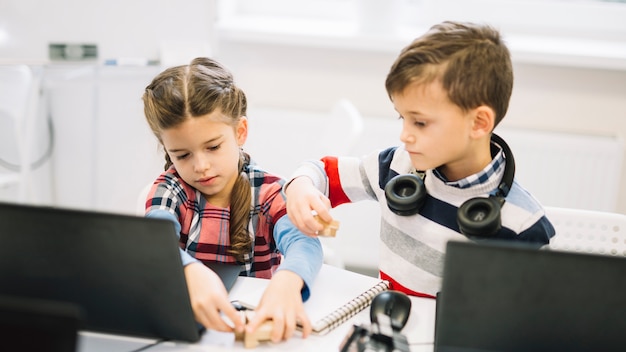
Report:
0,202,241,343
435,240,626,352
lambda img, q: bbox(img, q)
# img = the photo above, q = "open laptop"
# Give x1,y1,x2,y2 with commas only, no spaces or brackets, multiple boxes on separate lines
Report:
0,202,242,343
435,240,626,352
0,295,82,352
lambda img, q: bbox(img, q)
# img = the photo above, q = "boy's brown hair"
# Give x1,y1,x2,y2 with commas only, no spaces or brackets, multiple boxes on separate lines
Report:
385,21,513,127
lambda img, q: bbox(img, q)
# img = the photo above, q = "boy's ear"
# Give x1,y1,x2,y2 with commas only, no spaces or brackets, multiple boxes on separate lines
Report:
470,105,495,138
237,116,248,145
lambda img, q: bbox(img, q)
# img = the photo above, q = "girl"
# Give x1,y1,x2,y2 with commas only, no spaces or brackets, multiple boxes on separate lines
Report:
142,57,323,343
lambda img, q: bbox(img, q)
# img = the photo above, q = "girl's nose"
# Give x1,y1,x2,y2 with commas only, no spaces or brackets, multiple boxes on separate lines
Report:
193,155,210,173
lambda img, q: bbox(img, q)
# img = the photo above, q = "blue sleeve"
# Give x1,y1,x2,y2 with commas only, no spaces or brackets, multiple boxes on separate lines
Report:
274,215,324,302
146,209,199,267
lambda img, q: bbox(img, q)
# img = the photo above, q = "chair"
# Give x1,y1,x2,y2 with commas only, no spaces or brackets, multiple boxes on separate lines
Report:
0,65,36,202
314,98,365,269
136,182,153,216
544,206,626,257
318,98,364,156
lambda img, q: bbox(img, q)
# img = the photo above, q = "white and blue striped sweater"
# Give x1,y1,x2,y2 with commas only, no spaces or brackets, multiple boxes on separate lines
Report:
291,143,555,297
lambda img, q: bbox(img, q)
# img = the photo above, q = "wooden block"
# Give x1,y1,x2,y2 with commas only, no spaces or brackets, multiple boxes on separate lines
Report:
314,215,340,237
235,310,274,349
234,310,247,342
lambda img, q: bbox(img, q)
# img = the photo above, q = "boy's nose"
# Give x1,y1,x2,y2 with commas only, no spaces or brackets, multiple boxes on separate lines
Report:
399,125,414,144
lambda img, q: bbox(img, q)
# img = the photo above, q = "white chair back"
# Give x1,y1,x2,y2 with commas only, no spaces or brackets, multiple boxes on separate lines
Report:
544,206,626,257
318,98,364,156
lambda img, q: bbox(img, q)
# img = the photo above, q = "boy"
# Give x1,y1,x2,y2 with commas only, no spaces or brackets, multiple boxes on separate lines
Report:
284,21,555,298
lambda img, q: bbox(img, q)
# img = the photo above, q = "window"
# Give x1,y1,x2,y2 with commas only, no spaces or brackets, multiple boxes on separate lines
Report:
215,0,626,70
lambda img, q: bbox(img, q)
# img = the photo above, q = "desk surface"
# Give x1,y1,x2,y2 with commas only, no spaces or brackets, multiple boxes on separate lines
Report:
77,269,436,352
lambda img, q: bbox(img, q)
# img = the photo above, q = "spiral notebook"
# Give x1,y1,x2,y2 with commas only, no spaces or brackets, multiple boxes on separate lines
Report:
228,264,389,335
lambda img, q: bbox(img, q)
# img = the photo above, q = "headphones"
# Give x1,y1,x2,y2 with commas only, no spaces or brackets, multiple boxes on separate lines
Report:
384,133,515,238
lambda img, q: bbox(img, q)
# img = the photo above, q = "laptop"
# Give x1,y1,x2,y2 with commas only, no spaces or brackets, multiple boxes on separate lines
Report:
0,202,242,343
435,240,626,352
0,295,82,352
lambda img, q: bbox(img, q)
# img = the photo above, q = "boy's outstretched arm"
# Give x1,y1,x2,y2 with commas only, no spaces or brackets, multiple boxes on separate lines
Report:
285,176,333,237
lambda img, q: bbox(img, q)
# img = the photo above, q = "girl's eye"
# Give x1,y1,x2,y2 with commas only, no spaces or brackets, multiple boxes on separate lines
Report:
175,153,189,160
208,144,221,151
415,121,426,127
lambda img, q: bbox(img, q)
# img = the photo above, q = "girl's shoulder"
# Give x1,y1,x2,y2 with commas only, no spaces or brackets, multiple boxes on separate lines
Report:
151,168,197,199
246,160,285,185
245,161,286,201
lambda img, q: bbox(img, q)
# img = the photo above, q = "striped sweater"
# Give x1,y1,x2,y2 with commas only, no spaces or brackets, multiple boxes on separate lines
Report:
291,143,555,297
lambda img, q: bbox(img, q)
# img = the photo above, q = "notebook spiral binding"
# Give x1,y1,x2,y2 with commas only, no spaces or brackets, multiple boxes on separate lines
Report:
313,280,390,335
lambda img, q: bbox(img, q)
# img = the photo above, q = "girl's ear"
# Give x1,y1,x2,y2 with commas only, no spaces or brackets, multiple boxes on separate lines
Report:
236,116,248,146
470,105,495,139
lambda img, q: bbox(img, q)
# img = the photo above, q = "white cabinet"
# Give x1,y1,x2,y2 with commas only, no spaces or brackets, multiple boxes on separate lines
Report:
44,65,163,214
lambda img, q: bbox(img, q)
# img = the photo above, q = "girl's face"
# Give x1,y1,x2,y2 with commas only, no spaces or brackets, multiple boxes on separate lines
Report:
392,80,490,181
160,110,248,207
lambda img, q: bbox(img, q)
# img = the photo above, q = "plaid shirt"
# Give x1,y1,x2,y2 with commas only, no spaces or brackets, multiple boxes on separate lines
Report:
145,161,287,279
433,141,505,190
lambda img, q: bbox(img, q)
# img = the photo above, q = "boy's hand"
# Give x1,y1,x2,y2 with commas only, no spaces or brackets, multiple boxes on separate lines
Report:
184,262,244,334
285,176,333,237
245,270,312,342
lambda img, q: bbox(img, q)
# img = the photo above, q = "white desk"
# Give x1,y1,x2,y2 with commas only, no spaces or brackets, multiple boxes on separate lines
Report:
77,268,437,352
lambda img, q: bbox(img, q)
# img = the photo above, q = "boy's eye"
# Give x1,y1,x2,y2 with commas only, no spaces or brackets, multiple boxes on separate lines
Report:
415,120,426,127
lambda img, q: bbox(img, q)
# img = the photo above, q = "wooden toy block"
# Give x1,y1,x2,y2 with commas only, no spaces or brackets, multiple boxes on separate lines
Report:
314,215,340,237
235,310,274,349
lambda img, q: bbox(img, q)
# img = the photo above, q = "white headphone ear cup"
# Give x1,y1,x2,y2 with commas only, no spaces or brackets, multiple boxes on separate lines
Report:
457,196,502,237
384,174,427,216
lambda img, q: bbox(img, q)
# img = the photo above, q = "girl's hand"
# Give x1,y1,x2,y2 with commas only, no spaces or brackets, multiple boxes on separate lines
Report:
285,176,333,237
245,270,311,342
184,262,244,334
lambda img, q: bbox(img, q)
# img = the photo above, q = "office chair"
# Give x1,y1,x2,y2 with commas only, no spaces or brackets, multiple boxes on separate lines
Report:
544,206,626,257
0,65,36,202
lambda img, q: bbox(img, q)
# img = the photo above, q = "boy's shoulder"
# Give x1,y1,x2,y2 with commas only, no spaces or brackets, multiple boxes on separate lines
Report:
506,180,547,215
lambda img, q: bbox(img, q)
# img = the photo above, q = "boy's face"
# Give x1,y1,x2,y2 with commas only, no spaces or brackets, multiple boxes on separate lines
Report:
392,80,485,181
160,110,248,208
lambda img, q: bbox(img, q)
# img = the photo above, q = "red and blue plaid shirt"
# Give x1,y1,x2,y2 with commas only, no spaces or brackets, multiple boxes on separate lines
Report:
145,162,288,279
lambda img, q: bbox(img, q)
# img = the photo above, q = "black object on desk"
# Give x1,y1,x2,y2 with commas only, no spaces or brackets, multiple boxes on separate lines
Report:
0,202,241,343
0,295,82,352
339,291,411,352
435,240,626,352
370,290,412,331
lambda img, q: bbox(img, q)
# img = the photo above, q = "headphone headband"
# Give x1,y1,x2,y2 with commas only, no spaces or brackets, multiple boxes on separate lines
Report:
490,133,515,198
